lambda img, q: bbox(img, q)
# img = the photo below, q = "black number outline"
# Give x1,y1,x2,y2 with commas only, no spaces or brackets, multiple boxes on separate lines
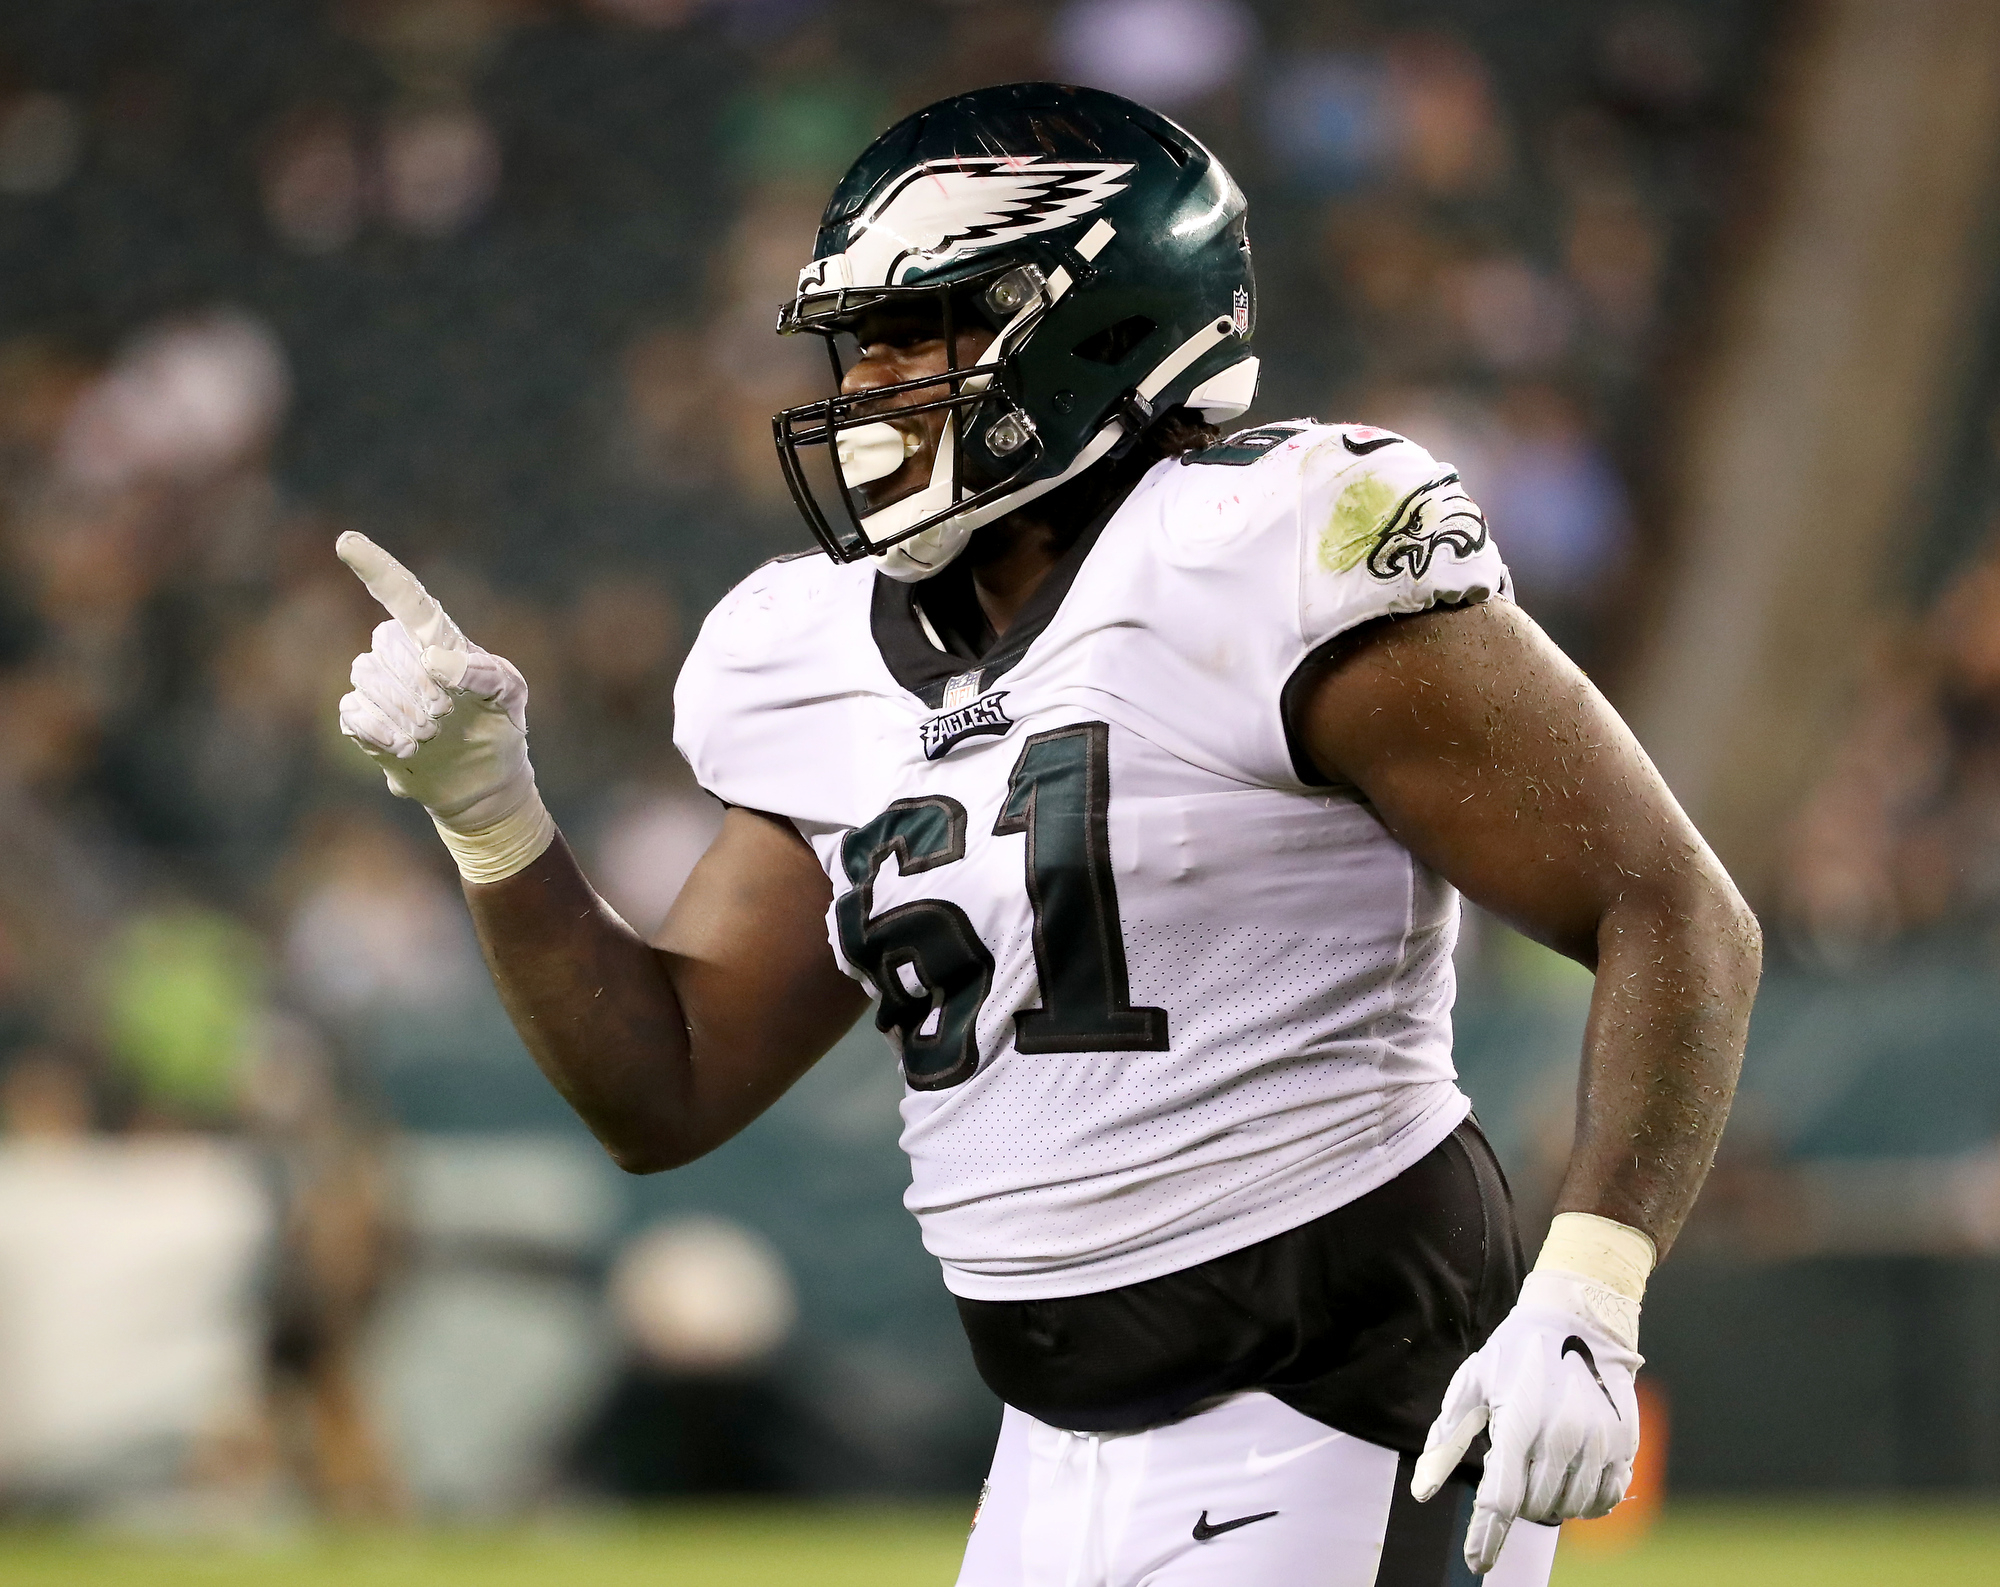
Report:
994,723,1169,1054
836,797,994,1091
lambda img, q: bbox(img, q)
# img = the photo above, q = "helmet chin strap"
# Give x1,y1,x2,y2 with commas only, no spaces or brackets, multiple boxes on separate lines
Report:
859,414,962,578
861,301,1053,581
870,419,1126,583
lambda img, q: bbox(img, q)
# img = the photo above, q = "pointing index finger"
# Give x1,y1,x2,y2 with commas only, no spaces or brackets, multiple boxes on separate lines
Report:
336,530,465,654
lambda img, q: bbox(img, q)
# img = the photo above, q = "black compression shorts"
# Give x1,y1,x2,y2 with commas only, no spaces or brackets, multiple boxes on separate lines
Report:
953,1117,1524,1454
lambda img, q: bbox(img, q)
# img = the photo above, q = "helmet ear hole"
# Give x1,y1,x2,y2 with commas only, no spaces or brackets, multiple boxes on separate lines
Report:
1072,315,1157,365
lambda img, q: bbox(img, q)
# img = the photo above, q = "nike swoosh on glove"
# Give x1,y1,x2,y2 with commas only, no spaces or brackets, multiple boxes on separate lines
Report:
1410,1268,1643,1576
336,531,555,883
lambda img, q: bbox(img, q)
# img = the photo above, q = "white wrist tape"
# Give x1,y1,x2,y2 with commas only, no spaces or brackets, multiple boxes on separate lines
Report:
1534,1212,1657,1302
429,782,557,885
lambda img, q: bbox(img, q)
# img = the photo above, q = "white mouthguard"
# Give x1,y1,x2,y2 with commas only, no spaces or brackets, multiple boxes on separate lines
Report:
835,421,917,487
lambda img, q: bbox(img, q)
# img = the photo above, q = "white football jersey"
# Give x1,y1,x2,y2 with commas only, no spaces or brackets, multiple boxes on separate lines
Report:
674,421,1511,1301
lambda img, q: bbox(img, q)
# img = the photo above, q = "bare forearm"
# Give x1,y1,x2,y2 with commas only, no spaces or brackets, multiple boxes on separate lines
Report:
463,835,694,1169
462,810,868,1173
1557,882,1762,1256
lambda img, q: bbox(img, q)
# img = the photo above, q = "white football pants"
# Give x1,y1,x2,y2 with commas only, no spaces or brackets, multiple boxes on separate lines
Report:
956,1391,1560,1587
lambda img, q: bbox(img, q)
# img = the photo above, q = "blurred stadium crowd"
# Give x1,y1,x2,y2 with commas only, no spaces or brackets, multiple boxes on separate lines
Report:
1786,527,2000,962
34,0,1991,1526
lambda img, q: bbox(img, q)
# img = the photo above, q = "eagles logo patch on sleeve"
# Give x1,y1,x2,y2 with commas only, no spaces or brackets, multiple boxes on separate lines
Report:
1319,470,1490,582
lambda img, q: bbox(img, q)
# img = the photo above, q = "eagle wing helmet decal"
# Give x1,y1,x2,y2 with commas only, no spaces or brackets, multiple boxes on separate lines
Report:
838,158,1135,288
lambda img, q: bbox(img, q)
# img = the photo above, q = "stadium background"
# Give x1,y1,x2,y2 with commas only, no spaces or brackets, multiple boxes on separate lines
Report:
0,0,1997,1579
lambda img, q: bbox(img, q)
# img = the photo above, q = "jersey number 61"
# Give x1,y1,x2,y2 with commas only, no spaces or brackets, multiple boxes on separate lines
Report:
836,722,1170,1089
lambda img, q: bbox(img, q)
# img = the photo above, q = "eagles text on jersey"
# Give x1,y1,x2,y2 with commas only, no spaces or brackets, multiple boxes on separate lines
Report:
675,424,1510,1300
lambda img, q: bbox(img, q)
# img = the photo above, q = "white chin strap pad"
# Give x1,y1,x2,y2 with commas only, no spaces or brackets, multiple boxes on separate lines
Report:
872,516,978,582
869,420,1127,583
855,415,960,575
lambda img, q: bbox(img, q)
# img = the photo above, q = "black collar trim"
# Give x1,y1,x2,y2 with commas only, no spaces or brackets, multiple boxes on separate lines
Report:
870,506,1117,710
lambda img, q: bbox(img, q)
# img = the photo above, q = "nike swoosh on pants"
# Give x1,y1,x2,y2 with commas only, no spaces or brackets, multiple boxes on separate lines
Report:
1193,1508,1280,1541
1244,1431,1343,1475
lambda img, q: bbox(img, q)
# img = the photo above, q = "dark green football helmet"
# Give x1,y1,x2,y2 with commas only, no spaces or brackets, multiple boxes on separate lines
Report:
773,82,1258,579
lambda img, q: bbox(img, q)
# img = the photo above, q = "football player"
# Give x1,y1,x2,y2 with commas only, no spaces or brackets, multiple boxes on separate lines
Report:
337,84,1759,1585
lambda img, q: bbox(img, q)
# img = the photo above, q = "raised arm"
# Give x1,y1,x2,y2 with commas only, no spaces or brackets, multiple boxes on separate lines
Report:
335,533,865,1175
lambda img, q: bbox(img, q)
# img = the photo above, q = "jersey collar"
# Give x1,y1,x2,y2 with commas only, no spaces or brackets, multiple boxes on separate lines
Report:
869,502,1116,710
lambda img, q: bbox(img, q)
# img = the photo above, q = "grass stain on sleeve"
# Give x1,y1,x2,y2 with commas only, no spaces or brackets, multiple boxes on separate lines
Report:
1319,471,1400,573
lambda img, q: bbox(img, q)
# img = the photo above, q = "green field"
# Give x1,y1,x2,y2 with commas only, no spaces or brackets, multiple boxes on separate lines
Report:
0,1500,1993,1586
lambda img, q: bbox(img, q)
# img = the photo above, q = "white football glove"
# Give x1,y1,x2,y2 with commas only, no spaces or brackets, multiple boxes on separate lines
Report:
1413,1250,1645,1575
336,531,555,883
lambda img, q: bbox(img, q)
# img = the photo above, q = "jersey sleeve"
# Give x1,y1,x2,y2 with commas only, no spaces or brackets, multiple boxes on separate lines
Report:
671,554,877,827
1092,422,1512,793
1294,429,1510,653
